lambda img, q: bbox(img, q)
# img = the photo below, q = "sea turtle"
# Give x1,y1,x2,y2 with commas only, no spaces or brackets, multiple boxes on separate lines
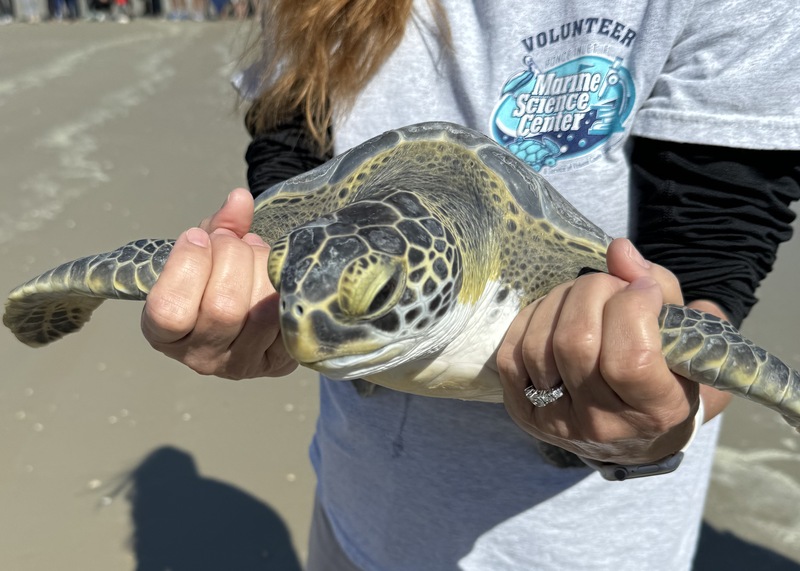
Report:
4,122,800,429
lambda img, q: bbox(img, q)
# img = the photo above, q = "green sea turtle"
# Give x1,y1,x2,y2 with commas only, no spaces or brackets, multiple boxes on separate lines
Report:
4,122,800,428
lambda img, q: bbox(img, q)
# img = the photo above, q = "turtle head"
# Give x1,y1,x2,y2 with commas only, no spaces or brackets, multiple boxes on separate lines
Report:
267,192,463,380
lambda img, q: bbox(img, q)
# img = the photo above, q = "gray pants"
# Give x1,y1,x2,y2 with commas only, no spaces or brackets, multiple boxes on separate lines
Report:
307,497,364,571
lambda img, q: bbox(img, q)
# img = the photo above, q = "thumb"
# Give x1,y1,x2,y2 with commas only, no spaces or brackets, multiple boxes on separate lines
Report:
606,238,683,304
199,188,254,238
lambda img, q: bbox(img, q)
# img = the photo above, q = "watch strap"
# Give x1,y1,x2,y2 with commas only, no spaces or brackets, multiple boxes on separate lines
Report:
580,399,705,481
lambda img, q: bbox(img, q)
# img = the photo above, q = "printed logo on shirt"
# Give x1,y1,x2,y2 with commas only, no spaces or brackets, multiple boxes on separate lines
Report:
490,18,637,173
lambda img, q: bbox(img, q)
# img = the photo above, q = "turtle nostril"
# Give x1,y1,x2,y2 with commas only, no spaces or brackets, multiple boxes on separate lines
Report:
280,295,305,319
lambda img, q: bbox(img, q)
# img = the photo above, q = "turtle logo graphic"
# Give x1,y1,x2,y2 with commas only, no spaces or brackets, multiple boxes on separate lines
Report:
491,55,635,172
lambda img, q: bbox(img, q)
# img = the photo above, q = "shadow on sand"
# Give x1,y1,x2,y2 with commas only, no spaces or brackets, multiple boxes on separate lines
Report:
118,446,302,571
694,522,800,570
115,447,800,571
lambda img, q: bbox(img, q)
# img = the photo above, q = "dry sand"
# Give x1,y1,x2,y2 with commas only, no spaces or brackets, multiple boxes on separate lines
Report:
0,21,798,570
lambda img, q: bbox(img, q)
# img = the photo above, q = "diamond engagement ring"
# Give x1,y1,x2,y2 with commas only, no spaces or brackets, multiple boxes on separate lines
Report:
524,381,566,407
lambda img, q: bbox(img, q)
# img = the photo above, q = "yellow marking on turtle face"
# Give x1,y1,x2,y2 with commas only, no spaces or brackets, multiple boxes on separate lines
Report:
267,237,289,289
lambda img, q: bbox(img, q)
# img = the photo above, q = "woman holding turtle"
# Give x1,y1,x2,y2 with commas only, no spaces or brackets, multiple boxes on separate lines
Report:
141,1,800,569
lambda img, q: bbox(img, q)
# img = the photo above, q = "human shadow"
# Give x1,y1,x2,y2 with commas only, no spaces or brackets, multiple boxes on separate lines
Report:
115,446,302,571
693,521,800,570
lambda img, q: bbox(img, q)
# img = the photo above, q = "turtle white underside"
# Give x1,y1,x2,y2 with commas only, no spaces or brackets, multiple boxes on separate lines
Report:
314,279,522,402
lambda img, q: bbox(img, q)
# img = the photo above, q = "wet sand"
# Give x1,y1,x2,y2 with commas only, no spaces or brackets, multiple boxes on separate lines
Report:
0,22,798,570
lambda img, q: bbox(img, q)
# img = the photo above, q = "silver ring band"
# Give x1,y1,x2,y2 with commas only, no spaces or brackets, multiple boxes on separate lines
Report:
524,381,566,408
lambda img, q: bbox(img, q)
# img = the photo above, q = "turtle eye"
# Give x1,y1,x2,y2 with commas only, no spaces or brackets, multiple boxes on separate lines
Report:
339,255,406,320
366,271,401,315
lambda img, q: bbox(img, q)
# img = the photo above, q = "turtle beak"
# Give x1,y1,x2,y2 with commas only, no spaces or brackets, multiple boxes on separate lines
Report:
278,293,383,367
277,293,337,365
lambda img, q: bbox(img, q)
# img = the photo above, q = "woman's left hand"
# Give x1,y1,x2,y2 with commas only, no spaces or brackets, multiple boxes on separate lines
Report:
496,238,700,465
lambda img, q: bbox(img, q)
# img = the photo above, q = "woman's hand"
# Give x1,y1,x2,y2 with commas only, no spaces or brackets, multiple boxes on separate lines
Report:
496,238,699,465
141,188,297,380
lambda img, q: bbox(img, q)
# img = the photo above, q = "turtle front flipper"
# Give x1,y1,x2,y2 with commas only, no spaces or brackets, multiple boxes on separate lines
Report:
659,305,800,429
3,239,174,347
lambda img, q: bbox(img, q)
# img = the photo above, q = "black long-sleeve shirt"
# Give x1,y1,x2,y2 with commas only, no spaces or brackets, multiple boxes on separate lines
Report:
630,139,800,327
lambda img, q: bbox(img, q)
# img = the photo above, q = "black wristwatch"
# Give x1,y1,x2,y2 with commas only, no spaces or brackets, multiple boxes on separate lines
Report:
580,452,685,481
579,400,704,481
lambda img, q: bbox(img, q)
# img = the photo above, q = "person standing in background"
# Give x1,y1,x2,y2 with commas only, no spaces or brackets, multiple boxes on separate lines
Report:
0,0,13,24
167,0,206,21
17,0,41,22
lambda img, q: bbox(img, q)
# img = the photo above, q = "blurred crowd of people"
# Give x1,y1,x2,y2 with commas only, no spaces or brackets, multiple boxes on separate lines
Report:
0,0,254,23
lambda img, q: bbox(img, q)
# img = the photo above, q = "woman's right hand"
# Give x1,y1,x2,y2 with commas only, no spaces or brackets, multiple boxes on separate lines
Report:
141,188,298,380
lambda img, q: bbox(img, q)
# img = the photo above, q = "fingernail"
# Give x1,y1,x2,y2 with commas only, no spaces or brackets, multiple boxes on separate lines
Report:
627,242,651,269
244,233,269,247
186,227,209,247
221,190,234,207
627,276,657,290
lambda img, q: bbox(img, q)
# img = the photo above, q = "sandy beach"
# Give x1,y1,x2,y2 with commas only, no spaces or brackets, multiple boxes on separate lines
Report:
1,21,799,570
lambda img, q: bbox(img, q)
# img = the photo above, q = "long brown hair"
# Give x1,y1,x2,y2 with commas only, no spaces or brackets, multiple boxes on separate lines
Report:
244,0,450,151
